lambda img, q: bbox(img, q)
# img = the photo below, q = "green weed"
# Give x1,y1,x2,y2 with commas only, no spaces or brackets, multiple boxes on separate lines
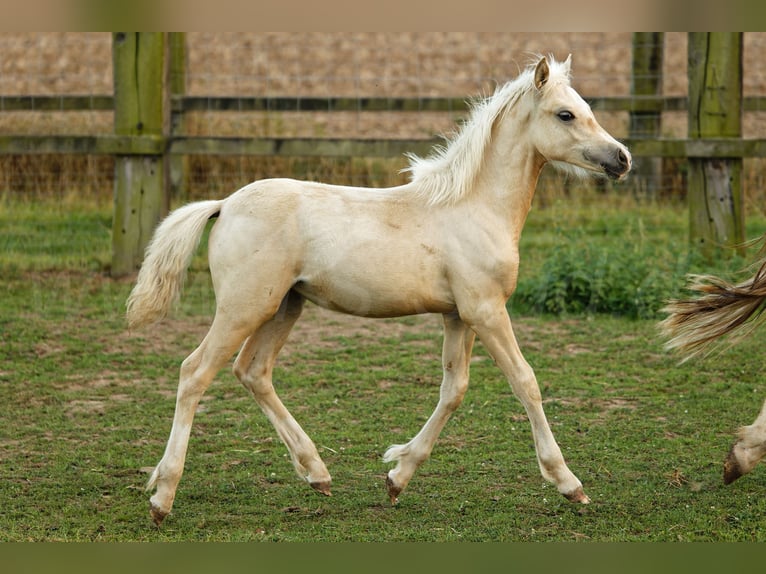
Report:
514,198,765,318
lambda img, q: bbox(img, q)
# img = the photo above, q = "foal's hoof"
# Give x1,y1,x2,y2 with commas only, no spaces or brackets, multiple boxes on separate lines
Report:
385,475,402,505
149,504,169,526
563,486,591,504
310,480,332,496
723,447,743,485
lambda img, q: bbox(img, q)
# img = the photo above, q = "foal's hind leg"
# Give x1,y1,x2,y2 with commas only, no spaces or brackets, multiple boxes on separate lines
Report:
233,291,332,495
146,315,253,525
724,398,766,484
384,312,475,503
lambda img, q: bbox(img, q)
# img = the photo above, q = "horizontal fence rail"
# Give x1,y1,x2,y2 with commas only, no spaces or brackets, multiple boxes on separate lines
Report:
5,135,766,160
0,95,114,111
3,95,766,159
0,134,165,155
4,94,766,113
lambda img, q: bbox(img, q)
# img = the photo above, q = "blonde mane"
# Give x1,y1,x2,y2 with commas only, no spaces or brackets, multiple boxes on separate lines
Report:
404,56,572,206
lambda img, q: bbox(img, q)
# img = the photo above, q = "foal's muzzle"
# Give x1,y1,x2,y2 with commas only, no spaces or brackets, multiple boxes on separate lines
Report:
586,146,631,180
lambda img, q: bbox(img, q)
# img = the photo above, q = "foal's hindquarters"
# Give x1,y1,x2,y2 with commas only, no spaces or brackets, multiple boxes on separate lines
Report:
144,204,335,524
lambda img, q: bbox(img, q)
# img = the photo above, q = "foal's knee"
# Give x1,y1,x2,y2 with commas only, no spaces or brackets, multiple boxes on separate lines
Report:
180,353,201,379
511,370,542,405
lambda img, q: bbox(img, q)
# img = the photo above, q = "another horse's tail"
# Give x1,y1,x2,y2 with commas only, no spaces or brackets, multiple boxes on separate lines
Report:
660,257,766,361
126,199,224,329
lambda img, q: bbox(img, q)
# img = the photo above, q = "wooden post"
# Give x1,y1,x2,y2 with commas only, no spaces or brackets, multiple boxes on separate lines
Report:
168,32,189,201
111,32,169,277
630,32,664,197
687,32,744,259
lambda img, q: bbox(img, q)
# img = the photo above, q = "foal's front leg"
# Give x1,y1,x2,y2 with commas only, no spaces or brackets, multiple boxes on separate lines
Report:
384,312,475,503
464,302,589,504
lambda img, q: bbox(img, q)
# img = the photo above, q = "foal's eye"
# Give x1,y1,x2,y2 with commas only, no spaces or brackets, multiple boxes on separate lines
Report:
557,110,575,122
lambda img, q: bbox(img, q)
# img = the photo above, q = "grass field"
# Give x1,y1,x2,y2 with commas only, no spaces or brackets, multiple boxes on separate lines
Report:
2,192,766,541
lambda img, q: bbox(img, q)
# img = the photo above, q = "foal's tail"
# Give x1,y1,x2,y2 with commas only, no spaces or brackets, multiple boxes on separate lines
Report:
126,200,224,329
660,255,766,361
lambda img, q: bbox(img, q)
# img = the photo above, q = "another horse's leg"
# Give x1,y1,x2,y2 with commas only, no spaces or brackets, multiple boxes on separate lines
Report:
465,304,588,503
384,312,475,503
146,314,252,525
232,291,332,495
724,398,766,484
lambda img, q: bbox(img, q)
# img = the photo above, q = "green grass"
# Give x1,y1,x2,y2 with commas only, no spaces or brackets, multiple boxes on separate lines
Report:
2,193,766,541
0,196,113,271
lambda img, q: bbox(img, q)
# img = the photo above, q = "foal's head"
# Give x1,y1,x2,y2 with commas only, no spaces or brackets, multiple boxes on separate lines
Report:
526,55,631,181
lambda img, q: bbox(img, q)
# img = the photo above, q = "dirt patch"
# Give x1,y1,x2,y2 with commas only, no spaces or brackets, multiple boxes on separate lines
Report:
117,315,212,356
288,304,440,346
544,395,638,422
117,301,442,362
65,399,106,416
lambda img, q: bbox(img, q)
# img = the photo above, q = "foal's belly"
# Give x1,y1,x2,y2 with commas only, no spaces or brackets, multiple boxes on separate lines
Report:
292,275,456,318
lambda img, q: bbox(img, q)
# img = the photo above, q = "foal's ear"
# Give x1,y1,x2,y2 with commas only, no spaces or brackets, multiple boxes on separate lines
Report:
563,53,572,73
534,57,549,90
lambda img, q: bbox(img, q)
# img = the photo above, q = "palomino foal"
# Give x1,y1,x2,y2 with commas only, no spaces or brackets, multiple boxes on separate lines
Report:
127,55,631,525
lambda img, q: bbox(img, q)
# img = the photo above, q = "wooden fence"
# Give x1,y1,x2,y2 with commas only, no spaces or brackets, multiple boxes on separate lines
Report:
0,33,760,274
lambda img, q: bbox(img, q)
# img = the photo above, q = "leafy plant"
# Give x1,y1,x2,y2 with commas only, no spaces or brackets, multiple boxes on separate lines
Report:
513,228,749,319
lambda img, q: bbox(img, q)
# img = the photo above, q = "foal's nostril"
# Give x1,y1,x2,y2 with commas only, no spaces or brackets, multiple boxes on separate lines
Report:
617,148,629,168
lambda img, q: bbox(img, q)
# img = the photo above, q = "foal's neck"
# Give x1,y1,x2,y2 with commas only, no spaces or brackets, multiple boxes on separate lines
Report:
474,114,545,231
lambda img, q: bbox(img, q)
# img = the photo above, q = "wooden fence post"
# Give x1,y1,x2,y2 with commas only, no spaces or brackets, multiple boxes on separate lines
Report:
168,32,189,201
630,32,664,196
111,32,169,277
687,32,744,259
